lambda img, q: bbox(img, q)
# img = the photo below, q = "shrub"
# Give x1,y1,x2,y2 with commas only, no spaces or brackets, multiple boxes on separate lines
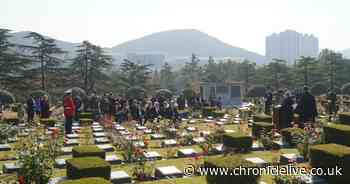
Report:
310,144,350,184
252,122,274,138
202,107,216,117
252,114,272,123
0,89,15,104
213,111,225,118
66,157,111,180
39,118,56,127
73,145,106,159
311,83,327,96
280,128,305,146
79,118,93,126
222,133,252,151
79,112,93,119
204,155,260,184
324,123,350,146
338,112,350,125
61,177,112,184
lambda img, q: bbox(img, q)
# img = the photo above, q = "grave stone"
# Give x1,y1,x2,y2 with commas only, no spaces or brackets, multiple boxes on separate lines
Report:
143,129,153,134
97,144,114,152
204,119,214,123
3,162,21,173
66,134,79,139
65,139,79,147
72,126,81,131
72,123,80,127
213,144,223,153
114,125,126,131
215,121,225,126
192,137,206,144
136,126,147,131
188,119,197,124
162,139,177,147
7,137,17,143
61,147,73,155
186,127,197,132
110,171,132,184
119,131,130,136
133,141,145,148
245,157,268,167
92,122,100,126
48,177,67,184
0,144,11,151
155,166,183,179
93,132,106,138
95,137,110,144
143,151,162,160
125,135,139,141
280,154,304,165
151,134,165,140
224,129,235,133
93,127,104,132
251,142,264,151
106,155,122,165
177,148,198,157
55,158,66,168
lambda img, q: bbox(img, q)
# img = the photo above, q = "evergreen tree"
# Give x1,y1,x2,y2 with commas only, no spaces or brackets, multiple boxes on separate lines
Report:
71,41,112,94
237,60,256,94
118,59,153,92
0,29,32,91
21,32,65,91
160,62,175,91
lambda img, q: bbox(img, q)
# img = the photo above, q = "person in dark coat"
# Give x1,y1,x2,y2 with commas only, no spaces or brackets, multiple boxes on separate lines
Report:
73,95,82,122
26,95,35,123
279,91,294,129
295,86,318,127
40,95,50,119
326,90,337,121
264,89,273,115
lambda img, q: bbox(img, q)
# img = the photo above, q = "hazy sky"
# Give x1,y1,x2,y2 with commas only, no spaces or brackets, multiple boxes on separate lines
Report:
1,0,349,55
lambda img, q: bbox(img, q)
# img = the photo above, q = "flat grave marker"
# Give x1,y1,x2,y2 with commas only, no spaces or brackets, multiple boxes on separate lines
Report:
177,148,198,157
106,155,122,165
155,166,183,179
111,171,132,184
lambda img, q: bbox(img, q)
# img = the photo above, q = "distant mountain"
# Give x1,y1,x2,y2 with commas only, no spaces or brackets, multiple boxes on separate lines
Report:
342,49,350,58
112,29,265,64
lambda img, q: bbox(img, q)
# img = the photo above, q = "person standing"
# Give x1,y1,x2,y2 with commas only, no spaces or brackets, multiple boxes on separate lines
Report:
41,95,50,118
295,86,318,127
74,95,82,122
63,90,75,135
264,88,273,115
280,91,294,129
26,95,35,123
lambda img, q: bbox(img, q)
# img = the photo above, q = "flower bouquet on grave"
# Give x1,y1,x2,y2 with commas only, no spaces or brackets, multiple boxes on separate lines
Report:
132,157,155,181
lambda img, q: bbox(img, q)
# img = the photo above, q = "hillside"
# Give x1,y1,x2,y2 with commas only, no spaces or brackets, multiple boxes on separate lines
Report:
112,29,265,64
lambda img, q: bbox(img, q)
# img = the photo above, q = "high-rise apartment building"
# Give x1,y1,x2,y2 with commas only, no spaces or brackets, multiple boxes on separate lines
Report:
266,30,319,64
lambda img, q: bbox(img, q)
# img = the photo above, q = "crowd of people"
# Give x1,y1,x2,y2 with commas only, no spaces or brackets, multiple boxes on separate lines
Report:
264,86,338,129
26,94,50,123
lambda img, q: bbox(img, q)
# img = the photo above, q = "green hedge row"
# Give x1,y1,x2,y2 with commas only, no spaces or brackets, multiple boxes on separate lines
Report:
79,112,93,119
204,155,260,184
310,144,350,184
280,128,305,146
66,157,111,180
252,114,272,123
222,133,252,151
252,122,274,138
324,123,350,146
39,118,56,127
72,145,106,159
338,112,350,125
80,118,93,126
60,177,112,184
202,107,216,117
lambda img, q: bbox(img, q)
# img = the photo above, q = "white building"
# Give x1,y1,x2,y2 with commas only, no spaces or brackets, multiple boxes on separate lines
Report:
266,30,319,64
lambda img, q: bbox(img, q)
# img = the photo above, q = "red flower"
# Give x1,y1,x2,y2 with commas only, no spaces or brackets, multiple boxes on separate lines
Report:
18,175,25,184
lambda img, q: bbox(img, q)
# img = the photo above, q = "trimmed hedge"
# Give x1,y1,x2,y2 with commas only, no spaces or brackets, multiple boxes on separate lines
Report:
324,123,350,146
222,133,252,151
80,118,93,126
79,112,93,119
252,114,272,123
66,157,111,180
73,145,106,159
252,122,274,138
202,107,216,117
204,155,260,184
39,118,56,127
280,128,305,146
213,111,225,118
338,112,350,125
310,144,350,184
61,177,112,184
